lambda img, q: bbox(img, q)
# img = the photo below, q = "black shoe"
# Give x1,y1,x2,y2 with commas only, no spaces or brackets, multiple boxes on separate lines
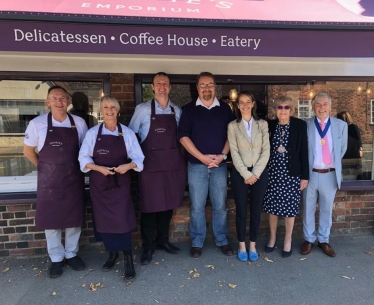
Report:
124,252,136,281
156,242,181,254
65,256,86,271
282,249,292,258
102,251,119,272
140,249,155,265
49,261,64,278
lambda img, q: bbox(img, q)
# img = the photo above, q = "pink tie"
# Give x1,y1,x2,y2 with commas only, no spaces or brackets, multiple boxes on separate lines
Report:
320,121,332,166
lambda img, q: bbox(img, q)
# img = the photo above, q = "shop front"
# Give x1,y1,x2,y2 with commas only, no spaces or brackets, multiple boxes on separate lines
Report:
1,0,374,257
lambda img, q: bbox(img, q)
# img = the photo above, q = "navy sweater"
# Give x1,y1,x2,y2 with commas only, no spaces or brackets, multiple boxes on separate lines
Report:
178,101,235,164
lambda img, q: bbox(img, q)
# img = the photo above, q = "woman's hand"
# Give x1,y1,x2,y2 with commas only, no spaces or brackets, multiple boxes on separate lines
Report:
300,179,308,191
114,164,132,174
98,166,115,176
245,175,258,185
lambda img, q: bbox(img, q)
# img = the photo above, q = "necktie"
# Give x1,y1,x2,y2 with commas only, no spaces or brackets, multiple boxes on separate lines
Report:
320,121,332,166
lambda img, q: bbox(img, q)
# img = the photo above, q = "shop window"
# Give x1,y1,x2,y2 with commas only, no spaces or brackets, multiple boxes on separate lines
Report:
0,80,103,193
298,99,313,120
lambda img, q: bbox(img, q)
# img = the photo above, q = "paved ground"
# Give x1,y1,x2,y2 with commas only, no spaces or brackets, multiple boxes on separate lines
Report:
1,235,374,305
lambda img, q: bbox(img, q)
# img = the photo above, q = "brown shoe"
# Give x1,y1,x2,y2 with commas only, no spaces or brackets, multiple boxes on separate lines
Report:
318,242,336,257
300,241,313,255
190,247,202,258
220,244,234,256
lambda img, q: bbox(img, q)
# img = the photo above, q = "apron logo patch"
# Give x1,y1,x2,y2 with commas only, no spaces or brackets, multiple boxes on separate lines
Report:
50,141,62,147
155,128,166,133
97,149,110,155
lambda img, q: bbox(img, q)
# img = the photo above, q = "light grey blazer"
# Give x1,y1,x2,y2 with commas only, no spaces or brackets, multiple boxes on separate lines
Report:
306,117,347,188
228,119,270,180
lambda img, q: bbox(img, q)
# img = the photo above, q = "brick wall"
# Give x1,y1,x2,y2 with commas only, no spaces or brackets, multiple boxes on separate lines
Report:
1,190,374,257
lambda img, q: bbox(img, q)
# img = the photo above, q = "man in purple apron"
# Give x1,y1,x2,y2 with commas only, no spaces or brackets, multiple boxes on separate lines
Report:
24,86,88,278
129,72,187,265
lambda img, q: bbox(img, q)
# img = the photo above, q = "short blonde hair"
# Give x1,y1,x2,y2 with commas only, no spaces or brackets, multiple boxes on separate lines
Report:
272,96,295,116
99,95,120,112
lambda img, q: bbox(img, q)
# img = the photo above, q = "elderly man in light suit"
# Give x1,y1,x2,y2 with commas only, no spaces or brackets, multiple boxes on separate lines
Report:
301,92,347,257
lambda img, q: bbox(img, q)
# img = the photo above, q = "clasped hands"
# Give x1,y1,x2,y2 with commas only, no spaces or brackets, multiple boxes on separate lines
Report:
201,154,225,168
99,164,130,176
245,175,259,185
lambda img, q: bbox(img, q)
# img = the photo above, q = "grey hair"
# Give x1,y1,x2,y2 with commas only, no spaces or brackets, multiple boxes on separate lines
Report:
99,95,120,112
272,95,295,116
311,92,332,107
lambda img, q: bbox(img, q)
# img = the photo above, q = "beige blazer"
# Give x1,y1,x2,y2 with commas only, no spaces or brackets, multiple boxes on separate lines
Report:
228,119,270,180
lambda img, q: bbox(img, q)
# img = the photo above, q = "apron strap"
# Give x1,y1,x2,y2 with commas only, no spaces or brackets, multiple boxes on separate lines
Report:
96,122,123,141
47,112,78,133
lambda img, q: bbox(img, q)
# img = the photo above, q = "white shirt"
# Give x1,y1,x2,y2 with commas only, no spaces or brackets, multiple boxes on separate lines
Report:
24,113,88,151
242,118,253,142
79,123,144,173
196,97,220,109
313,117,335,169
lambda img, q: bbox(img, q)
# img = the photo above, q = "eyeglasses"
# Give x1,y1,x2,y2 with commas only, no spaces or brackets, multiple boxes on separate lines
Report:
198,83,215,88
276,105,291,110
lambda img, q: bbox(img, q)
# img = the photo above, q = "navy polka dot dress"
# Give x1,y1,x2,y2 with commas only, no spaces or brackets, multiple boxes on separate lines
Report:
263,123,300,217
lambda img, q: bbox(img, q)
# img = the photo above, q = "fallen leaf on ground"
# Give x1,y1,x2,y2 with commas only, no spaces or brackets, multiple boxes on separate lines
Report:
205,265,215,269
153,262,159,265
228,283,237,289
81,283,86,288
188,270,194,274
52,292,57,296
2,268,10,273
192,273,200,278
263,257,273,263
180,285,184,288
342,276,351,280
8,279,12,283
300,258,307,261
364,251,372,255
89,283,102,291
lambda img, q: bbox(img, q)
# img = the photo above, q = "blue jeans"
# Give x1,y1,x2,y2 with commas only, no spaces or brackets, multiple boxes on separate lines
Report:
188,162,229,248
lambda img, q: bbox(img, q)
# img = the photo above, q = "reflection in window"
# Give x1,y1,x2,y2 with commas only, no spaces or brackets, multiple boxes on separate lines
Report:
0,80,103,192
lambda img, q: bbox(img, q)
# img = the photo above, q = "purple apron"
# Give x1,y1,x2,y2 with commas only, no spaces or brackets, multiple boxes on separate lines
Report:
139,100,187,213
36,113,85,230
89,123,136,233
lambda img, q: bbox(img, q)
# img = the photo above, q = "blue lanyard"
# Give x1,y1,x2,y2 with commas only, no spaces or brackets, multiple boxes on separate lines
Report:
314,117,330,139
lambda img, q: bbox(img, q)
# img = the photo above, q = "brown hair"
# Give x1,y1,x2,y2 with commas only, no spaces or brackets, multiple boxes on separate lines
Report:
235,91,259,122
337,111,353,125
196,72,215,85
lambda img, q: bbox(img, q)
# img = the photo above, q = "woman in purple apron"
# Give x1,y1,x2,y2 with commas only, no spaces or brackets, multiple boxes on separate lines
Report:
79,95,144,281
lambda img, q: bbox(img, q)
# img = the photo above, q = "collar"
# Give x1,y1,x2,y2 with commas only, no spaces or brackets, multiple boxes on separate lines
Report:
316,116,330,124
154,98,172,110
241,117,253,130
196,97,220,109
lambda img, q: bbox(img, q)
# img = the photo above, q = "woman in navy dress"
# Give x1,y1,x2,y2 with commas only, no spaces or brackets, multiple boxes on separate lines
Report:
263,96,309,257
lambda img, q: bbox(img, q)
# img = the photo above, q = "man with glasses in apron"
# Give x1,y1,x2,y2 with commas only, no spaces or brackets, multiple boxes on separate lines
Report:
24,86,88,278
129,72,186,265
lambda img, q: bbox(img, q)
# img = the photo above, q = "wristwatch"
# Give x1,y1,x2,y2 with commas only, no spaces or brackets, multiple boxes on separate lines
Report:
221,153,227,160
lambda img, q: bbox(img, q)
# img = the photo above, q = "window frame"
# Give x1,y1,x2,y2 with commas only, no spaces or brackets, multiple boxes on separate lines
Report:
0,72,110,199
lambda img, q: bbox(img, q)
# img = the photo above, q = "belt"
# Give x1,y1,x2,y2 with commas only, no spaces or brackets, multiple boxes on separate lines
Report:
312,168,335,173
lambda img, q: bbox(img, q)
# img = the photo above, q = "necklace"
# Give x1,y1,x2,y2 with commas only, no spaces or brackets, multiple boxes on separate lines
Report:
277,124,287,154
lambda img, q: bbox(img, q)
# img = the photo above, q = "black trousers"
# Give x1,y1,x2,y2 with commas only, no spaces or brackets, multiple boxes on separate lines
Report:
141,209,173,250
231,166,269,242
